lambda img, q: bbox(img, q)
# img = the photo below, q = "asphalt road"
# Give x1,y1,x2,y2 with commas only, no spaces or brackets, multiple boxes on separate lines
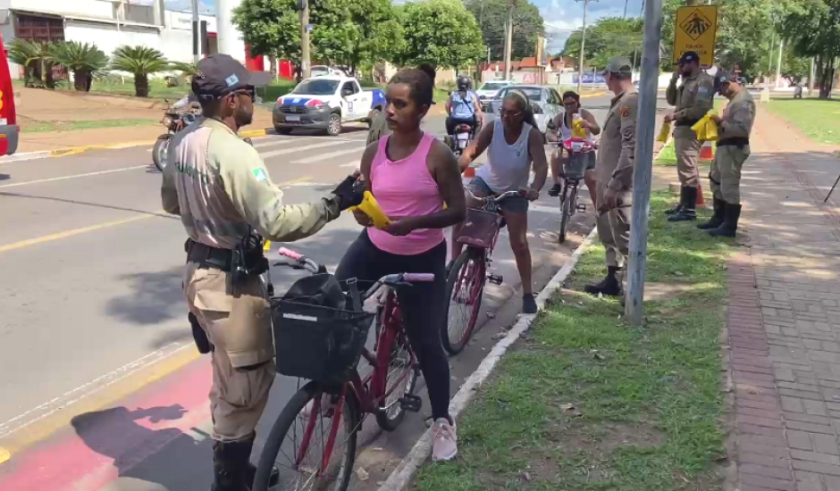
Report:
0,100,614,490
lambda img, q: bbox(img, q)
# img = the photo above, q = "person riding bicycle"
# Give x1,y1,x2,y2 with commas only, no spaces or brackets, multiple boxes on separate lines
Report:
367,64,437,145
338,68,466,462
456,89,549,314
445,76,484,137
547,91,600,207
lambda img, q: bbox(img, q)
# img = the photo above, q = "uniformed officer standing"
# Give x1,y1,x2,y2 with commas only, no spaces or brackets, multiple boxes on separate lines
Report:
161,54,357,491
664,51,715,222
698,71,755,237
585,57,638,297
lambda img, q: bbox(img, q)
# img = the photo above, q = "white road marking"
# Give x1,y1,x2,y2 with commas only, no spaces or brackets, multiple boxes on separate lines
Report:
259,140,354,159
291,146,365,165
340,160,361,168
0,165,149,189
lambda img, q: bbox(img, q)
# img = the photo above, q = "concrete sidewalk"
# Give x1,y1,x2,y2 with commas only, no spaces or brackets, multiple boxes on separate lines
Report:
725,109,840,491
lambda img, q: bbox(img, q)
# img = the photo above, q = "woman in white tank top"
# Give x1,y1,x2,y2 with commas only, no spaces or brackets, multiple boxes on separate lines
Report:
547,91,601,206
454,89,549,314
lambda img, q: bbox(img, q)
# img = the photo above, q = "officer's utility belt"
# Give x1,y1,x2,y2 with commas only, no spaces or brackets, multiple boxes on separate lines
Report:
717,137,749,149
186,239,233,271
675,118,701,127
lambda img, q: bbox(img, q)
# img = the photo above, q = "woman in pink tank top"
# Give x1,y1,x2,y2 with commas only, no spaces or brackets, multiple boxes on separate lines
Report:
334,68,466,462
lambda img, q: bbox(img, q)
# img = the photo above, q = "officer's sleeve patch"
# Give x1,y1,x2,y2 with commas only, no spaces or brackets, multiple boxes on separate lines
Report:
620,106,631,118
252,167,268,182
698,86,711,94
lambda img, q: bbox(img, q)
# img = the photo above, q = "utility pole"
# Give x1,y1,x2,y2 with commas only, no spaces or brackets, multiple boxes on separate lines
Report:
576,0,592,93
300,0,311,79
503,3,514,81
191,0,200,63
623,0,628,18
775,38,784,88
625,0,662,325
808,57,815,96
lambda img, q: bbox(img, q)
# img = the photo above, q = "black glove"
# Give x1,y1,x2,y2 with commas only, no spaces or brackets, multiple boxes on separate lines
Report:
331,175,365,211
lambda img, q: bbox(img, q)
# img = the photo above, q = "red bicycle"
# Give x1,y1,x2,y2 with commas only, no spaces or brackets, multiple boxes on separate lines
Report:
442,190,523,355
253,248,433,491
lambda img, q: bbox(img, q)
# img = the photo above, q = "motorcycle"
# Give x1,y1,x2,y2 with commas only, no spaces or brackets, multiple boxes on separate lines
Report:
152,96,201,172
444,122,478,157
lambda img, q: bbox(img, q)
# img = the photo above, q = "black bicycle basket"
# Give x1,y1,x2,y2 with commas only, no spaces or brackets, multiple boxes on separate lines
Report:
271,275,374,384
564,151,591,180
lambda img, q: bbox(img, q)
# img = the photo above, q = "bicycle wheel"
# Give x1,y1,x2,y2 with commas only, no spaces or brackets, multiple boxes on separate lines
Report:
441,248,486,355
559,183,575,243
375,323,420,431
254,381,358,491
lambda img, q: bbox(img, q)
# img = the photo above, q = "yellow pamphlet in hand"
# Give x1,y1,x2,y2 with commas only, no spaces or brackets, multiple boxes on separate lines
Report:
657,120,672,142
263,240,272,252
691,110,719,141
349,191,392,229
571,119,587,139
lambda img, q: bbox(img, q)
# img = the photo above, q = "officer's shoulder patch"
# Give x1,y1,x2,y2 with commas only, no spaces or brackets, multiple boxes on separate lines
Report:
698,86,711,94
252,167,268,182
620,106,631,118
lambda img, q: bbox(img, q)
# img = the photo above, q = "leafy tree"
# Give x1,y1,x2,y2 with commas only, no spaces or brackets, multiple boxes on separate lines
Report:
562,17,643,71
780,0,840,98
464,0,545,61
395,0,486,69
51,41,108,92
110,46,169,97
233,0,302,65
9,39,42,87
781,51,811,83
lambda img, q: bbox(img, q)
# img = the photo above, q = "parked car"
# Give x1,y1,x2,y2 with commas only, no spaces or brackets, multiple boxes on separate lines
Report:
475,80,513,110
488,85,563,135
273,76,386,136
311,65,347,77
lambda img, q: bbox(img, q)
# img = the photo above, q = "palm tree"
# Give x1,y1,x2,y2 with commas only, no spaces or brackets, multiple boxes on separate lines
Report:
111,45,169,97
9,39,41,87
169,60,200,86
51,41,108,92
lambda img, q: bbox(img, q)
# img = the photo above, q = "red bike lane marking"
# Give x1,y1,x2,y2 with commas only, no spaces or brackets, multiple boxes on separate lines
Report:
0,359,212,491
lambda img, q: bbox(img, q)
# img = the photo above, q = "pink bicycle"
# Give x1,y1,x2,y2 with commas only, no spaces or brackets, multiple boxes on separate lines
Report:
254,248,433,491
442,190,523,355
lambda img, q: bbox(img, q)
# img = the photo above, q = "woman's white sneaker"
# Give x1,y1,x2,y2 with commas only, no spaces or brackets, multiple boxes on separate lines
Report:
432,417,458,462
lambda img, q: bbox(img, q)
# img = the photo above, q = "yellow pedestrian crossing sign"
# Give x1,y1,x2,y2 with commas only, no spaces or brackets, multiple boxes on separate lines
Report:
673,5,717,67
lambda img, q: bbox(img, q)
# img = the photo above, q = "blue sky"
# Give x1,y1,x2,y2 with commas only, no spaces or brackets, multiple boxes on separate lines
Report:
537,0,644,53
140,0,642,53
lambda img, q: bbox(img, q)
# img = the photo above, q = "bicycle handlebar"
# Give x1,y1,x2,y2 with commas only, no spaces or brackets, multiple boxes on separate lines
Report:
402,273,435,283
466,189,524,204
278,247,303,261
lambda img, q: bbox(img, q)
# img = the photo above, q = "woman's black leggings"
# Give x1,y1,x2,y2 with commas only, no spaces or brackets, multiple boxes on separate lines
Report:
335,230,450,420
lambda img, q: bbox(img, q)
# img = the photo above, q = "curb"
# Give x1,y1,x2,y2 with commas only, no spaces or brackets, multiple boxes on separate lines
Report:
580,91,607,99
376,226,599,491
0,129,271,164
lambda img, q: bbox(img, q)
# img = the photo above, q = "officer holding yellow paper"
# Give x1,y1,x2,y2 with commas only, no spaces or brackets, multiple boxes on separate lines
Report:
161,54,361,491
699,71,755,238
664,51,715,222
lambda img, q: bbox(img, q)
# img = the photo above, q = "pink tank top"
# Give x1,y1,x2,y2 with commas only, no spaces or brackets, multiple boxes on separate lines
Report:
368,133,445,255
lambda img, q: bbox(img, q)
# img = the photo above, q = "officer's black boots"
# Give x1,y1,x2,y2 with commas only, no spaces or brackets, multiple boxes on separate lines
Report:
668,186,697,222
584,266,624,297
665,186,686,215
697,197,725,230
709,203,742,238
211,437,280,491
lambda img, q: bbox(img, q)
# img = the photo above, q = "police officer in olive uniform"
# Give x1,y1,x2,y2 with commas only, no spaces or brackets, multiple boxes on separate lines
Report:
585,57,638,297
161,54,358,491
664,51,715,222
698,71,755,237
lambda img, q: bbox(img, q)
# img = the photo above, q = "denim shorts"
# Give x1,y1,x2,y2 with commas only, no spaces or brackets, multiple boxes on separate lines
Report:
468,176,529,214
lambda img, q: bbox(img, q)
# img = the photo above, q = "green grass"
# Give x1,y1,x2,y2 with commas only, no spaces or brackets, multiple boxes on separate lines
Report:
21,118,157,133
656,140,677,167
764,98,840,145
414,191,731,491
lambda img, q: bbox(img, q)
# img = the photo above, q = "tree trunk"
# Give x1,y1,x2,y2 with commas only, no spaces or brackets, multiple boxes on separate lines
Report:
73,69,88,91
269,55,277,80
135,73,150,97
45,64,55,89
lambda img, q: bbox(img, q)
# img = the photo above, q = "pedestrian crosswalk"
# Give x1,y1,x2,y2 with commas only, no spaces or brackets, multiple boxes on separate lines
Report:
252,135,367,166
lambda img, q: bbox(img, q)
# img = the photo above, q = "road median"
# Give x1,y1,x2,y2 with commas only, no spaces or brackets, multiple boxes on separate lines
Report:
410,191,733,490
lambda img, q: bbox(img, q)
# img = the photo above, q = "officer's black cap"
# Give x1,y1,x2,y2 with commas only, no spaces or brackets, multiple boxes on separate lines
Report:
191,54,272,100
714,70,737,92
678,51,700,66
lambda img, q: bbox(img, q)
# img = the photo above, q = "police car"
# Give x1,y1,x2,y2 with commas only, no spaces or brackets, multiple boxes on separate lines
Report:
273,76,386,136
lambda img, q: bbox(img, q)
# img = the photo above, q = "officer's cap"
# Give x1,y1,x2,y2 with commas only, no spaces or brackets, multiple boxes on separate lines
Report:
191,54,272,100
678,51,700,66
714,70,737,92
601,56,633,77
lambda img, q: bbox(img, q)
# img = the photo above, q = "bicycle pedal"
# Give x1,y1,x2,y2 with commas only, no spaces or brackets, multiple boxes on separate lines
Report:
576,204,587,212
399,394,423,412
487,274,503,285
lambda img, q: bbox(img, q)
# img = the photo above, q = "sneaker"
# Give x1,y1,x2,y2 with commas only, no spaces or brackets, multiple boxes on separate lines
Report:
548,183,563,197
432,417,458,462
522,294,538,314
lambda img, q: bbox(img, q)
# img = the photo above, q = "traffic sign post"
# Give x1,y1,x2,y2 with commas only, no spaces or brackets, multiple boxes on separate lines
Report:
672,5,718,67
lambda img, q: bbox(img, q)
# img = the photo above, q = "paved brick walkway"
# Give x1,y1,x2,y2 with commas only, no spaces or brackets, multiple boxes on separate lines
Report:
726,110,840,491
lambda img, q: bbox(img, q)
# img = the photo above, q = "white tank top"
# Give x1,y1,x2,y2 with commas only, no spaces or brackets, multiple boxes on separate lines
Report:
477,119,532,193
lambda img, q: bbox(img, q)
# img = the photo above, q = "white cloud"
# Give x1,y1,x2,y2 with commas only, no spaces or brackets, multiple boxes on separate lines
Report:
538,0,642,53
